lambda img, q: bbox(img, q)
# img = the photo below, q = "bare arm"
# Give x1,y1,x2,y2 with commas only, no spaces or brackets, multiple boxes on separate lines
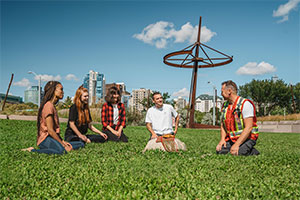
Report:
174,115,179,134
106,125,118,135
45,115,72,151
146,123,157,139
88,123,108,140
233,117,253,146
230,117,253,155
116,125,124,138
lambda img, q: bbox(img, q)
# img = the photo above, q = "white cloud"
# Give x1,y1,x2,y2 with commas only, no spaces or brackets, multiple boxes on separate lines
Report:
273,0,300,23
236,61,276,75
13,78,31,87
172,88,189,98
133,21,216,49
65,74,79,81
34,74,61,82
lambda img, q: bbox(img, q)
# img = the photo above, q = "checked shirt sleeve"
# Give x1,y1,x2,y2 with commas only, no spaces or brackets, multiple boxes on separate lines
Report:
119,103,126,128
101,103,109,128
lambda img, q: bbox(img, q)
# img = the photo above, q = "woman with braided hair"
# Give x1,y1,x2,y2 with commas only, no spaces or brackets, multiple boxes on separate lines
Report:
22,81,85,154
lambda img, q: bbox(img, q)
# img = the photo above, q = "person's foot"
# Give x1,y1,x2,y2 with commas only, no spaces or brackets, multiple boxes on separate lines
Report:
21,147,34,152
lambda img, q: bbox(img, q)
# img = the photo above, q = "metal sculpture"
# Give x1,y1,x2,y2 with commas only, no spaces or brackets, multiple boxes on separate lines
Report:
163,17,233,128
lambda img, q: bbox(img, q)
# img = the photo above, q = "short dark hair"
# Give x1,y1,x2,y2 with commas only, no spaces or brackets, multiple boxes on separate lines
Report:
152,91,161,100
105,86,121,104
222,80,238,93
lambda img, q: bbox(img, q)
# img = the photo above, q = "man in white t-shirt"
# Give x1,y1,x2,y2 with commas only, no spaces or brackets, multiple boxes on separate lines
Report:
143,92,186,152
216,80,259,156
145,92,179,138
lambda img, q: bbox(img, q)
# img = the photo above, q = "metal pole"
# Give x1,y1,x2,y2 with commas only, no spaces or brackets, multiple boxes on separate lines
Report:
2,74,14,111
208,81,216,125
38,76,41,107
290,84,296,113
189,62,198,128
215,88,218,125
212,85,216,126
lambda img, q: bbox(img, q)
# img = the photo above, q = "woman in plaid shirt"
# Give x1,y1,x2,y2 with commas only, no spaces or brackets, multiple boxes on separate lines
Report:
101,86,128,142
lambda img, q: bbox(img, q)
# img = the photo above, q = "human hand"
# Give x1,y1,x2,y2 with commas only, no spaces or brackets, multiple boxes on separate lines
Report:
86,138,91,143
151,134,158,139
112,130,119,136
230,143,239,156
79,135,88,143
216,140,226,152
62,141,73,152
116,130,122,138
101,133,108,140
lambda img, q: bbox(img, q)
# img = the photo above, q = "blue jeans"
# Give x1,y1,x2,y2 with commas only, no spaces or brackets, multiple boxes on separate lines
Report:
31,136,85,155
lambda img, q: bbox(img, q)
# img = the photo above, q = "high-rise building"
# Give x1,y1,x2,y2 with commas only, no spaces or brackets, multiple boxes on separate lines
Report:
131,88,152,112
83,70,105,105
174,96,187,110
24,86,41,105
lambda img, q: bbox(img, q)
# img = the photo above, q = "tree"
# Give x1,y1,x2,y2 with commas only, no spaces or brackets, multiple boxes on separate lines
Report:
239,79,291,116
139,91,171,111
195,110,205,124
63,96,73,109
293,83,300,112
201,113,213,125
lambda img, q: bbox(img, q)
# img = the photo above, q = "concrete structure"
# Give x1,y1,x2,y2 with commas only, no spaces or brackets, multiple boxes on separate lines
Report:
24,86,41,105
195,94,222,113
0,93,23,104
131,88,152,112
83,70,105,105
174,96,187,110
257,120,300,133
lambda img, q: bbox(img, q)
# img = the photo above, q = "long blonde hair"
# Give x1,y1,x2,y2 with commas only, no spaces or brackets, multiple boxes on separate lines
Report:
73,85,91,126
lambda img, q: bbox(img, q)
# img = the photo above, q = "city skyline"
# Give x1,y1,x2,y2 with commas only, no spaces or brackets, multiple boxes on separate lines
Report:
1,1,299,100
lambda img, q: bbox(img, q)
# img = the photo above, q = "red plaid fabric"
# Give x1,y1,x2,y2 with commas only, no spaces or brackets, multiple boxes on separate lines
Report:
101,102,126,131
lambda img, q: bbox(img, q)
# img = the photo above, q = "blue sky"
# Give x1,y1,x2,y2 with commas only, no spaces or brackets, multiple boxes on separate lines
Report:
1,0,299,100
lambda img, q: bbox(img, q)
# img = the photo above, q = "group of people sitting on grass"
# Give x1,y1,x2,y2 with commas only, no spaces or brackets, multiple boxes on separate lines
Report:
23,80,259,156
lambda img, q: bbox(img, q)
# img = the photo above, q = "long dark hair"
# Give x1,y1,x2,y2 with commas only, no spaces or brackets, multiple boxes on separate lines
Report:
37,81,62,135
105,86,121,104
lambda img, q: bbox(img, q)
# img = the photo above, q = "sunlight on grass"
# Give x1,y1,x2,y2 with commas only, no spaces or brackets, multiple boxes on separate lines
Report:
0,119,299,199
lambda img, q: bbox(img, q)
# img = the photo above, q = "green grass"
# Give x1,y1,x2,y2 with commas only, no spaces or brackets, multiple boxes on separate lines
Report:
0,119,299,199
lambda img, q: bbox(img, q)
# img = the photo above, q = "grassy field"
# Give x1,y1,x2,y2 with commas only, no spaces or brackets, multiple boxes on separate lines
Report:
1,119,299,199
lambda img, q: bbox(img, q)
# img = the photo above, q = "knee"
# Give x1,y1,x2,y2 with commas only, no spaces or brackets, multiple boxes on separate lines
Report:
57,148,66,154
79,142,85,148
216,149,229,154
